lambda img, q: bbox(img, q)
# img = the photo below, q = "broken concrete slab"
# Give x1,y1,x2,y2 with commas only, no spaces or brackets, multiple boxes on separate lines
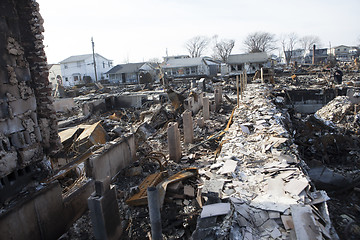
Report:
200,203,230,218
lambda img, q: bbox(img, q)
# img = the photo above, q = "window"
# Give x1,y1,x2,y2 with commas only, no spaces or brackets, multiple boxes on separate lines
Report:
103,62,105,68
185,68,190,75
74,76,79,81
65,77,68,81
108,62,112,68
77,61,81,68
64,64,68,69
190,67,197,74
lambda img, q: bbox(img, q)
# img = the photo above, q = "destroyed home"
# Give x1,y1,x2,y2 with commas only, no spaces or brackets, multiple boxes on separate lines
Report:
60,53,113,87
1,1,360,240
162,56,219,79
227,52,270,75
106,62,157,85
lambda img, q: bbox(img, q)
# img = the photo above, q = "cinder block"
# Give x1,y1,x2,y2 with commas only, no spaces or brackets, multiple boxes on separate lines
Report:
0,117,25,135
9,96,36,116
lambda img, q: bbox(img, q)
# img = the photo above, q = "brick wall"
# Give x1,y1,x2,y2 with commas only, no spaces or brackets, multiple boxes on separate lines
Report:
0,0,61,197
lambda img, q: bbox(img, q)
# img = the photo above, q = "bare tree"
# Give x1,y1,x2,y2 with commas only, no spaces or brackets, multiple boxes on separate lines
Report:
148,57,162,64
185,36,209,58
213,39,235,62
299,35,321,50
281,33,298,65
244,32,277,53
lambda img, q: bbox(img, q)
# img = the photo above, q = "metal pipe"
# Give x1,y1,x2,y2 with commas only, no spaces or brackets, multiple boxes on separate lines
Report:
147,187,162,240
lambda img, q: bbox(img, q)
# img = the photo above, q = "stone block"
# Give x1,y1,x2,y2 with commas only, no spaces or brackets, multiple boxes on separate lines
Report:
0,117,25,135
9,96,36,116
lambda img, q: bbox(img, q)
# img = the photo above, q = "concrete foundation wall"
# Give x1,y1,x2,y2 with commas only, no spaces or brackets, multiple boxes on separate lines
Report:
86,134,136,180
283,88,348,114
0,180,94,240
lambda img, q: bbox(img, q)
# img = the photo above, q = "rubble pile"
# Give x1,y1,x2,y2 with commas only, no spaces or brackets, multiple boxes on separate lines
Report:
290,95,360,239
191,84,337,239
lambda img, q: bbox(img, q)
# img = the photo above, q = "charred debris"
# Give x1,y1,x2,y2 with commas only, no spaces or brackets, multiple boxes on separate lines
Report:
46,62,360,239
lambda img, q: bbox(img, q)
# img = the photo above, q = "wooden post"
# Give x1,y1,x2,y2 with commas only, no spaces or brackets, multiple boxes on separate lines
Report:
261,67,264,84
236,75,239,107
240,73,243,100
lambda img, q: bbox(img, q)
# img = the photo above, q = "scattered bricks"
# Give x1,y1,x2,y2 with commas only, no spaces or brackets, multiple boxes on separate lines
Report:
167,122,182,162
182,110,194,144
8,96,36,116
203,97,210,120
0,150,18,178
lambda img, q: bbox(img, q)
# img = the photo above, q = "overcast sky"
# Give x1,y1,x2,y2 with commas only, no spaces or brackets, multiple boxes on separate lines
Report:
37,0,360,64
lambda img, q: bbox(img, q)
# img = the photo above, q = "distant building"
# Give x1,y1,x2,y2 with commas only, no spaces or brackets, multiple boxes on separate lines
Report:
328,45,359,62
162,56,219,79
227,52,270,75
59,53,113,87
48,64,62,89
305,48,328,64
106,62,156,84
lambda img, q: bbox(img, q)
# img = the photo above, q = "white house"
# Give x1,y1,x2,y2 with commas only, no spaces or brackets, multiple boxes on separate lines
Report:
162,56,219,79
106,62,156,84
48,64,62,90
59,53,113,87
227,52,270,75
328,45,359,62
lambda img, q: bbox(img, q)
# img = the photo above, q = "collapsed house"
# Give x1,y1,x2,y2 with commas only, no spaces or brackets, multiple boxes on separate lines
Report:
1,1,360,240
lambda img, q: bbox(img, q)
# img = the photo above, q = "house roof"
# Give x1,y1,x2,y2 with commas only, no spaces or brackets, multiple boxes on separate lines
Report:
59,53,110,63
227,52,268,64
106,62,147,74
163,57,210,68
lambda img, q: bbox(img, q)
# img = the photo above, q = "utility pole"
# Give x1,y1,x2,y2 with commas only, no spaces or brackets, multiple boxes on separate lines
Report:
91,37,98,82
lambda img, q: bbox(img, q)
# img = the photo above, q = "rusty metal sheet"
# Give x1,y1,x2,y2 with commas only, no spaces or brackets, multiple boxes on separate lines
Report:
157,167,198,207
126,171,166,206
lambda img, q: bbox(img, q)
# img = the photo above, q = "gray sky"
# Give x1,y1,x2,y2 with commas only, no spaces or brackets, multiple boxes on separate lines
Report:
37,0,360,64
